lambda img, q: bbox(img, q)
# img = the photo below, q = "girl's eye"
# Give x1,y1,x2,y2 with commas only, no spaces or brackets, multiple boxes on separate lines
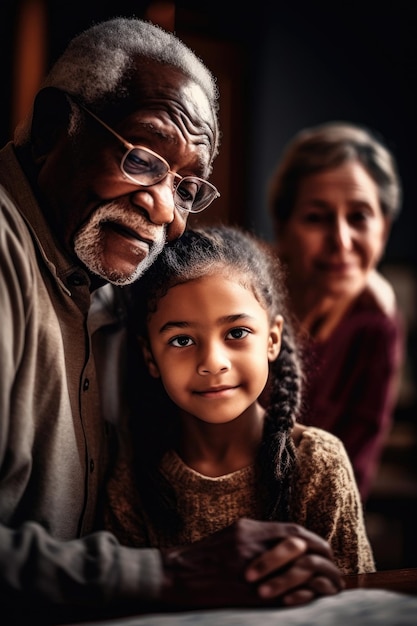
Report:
226,327,250,340
169,335,194,348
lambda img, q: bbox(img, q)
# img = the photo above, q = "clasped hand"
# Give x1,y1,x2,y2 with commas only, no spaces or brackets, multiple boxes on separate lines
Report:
160,518,344,609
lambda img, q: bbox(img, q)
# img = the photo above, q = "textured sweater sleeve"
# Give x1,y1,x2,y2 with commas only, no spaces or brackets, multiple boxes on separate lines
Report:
291,427,375,574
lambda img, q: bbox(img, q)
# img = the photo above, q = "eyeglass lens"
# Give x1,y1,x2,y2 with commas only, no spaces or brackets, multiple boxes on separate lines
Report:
122,147,218,213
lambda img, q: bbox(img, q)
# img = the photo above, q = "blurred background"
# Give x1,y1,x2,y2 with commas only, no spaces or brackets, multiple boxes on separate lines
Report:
1,0,416,569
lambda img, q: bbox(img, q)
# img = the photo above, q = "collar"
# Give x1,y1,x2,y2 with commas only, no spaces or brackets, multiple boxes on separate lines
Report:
0,142,92,296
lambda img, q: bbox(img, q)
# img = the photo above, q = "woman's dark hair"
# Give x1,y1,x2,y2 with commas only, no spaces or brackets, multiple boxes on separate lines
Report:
123,225,304,535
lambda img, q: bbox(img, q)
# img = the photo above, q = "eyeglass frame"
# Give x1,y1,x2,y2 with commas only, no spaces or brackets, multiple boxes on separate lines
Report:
66,93,220,213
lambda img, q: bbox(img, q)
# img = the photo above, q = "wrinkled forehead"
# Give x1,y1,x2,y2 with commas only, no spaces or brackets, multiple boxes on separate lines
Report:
118,57,217,156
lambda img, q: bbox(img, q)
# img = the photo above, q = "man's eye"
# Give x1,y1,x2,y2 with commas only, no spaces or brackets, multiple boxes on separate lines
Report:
125,152,150,172
124,148,167,179
175,179,199,209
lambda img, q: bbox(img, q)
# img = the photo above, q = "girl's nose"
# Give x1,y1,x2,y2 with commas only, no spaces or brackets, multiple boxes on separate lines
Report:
197,343,231,375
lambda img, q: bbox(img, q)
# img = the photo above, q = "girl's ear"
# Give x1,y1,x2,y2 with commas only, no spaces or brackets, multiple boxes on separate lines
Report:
268,315,283,362
138,337,160,378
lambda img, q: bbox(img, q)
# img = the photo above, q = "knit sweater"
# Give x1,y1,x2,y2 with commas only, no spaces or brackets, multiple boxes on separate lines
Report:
106,425,375,574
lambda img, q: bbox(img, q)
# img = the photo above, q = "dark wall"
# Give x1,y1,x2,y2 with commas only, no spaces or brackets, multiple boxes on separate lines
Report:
1,1,415,266
180,3,417,268
245,4,417,269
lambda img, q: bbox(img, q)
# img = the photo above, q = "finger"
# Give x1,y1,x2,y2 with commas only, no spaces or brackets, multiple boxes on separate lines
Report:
285,526,334,558
253,554,344,600
281,587,316,606
252,521,334,559
302,555,345,590
256,563,313,599
245,536,307,582
281,575,342,607
309,573,345,594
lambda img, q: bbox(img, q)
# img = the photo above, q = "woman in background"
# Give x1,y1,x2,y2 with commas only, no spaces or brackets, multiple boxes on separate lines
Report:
267,121,404,502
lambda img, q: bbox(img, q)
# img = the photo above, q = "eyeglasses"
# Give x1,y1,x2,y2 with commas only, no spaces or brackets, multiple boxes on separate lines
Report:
70,96,220,213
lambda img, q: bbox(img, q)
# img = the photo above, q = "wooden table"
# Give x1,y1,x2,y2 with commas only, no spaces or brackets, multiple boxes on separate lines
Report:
344,568,417,595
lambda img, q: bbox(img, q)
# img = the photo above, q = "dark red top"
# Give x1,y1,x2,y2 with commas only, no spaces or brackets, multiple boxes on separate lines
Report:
300,288,404,502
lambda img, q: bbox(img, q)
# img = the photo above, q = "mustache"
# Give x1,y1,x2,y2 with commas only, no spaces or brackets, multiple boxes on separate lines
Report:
87,199,166,244
73,197,167,286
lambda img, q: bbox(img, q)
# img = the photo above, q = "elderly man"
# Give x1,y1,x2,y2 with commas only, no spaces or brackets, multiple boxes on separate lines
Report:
0,17,342,624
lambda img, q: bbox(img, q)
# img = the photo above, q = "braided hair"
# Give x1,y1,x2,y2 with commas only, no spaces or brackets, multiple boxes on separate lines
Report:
123,225,304,534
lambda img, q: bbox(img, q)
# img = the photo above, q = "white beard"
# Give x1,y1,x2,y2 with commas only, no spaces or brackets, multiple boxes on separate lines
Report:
73,201,166,286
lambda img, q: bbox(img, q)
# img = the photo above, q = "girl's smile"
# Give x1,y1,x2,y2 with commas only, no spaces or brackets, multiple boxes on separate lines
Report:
143,273,282,426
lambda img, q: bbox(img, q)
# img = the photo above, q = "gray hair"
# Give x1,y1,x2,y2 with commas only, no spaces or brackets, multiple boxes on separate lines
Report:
268,121,402,223
14,17,220,158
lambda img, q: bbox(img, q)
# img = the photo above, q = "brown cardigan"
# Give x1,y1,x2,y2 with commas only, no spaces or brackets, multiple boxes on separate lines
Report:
301,287,403,501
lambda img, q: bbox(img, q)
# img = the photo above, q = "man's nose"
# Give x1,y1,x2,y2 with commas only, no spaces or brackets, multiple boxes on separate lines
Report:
130,177,176,226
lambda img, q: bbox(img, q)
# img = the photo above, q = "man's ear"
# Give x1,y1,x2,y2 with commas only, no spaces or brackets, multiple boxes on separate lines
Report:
138,337,160,378
31,87,72,159
268,314,284,362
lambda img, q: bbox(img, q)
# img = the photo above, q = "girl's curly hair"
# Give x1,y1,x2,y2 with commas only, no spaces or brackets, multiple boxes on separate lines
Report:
122,225,304,534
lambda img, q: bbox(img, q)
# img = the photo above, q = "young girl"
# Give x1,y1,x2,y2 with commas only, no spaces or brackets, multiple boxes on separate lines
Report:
105,225,375,574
